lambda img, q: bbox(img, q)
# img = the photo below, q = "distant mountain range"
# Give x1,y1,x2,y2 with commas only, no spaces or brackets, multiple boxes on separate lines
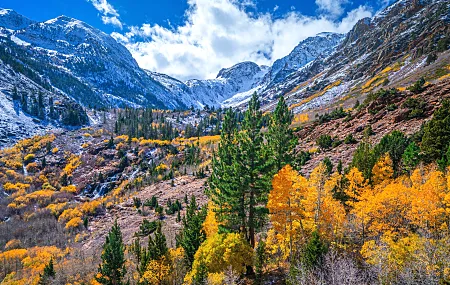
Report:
0,0,449,146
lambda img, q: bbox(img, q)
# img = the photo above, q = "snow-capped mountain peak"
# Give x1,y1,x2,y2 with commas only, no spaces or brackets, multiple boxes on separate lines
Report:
0,8,35,30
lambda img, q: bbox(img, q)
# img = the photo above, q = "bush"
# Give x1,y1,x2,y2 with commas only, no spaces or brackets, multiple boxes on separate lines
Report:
386,104,397,111
138,219,158,236
23,154,35,165
344,134,357,144
316,135,333,150
407,78,426,94
402,97,426,118
318,108,347,124
426,53,438,65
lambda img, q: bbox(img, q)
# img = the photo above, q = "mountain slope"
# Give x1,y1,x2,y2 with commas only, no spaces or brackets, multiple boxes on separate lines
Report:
222,33,345,107
250,0,450,114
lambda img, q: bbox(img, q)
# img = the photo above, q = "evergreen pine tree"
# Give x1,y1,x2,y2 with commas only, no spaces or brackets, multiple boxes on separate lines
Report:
402,142,421,172
96,220,127,285
208,108,243,234
421,99,450,162
266,95,296,171
302,231,327,269
49,97,55,119
237,93,272,248
38,258,56,285
176,196,206,266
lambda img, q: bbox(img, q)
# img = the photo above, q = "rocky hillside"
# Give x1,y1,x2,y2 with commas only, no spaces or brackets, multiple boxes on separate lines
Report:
251,0,450,113
296,76,450,175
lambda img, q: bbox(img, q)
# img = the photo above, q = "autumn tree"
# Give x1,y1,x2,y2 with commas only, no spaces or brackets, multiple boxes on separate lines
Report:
267,165,308,258
96,220,127,285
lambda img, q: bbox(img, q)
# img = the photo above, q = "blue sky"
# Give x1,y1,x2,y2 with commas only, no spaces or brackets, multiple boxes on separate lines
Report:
2,0,394,80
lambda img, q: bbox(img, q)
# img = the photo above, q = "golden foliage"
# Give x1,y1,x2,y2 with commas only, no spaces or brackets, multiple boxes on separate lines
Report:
140,257,171,284
186,233,253,283
61,185,77,194
63,155,81,176
65,217,83,230
203,202,219,238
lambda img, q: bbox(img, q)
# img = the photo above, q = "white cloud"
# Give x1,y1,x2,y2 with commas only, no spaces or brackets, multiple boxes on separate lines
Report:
88,0,123,29
102,16,122,29
315,0,348,17
120,0,371,81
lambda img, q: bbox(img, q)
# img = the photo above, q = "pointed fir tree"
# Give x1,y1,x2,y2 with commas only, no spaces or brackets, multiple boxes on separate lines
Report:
208,108,243,234
237,92,273,248
266,95,296,172
96,220,127,285
176,196,206,266
38,257,56,285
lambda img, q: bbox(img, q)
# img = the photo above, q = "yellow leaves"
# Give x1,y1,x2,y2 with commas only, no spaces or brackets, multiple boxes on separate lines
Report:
140,257,171,284
203,202,219,238
23,154,35,164
0,249,28,261
65,217,83,230
345,167,367,203
410,170,447,231
63,155,81,176
372,154,394,186
268,164,346,255
207,272,225,285
187,233,253,282
268,165,308,248
46,202,68,216
80,200,102,215
139,138,171,147
293,113,309,124
361,232,425,277
21,246,65,274
3,182,30,193
155,163,169,173
8,190,55,209
61,185,77,194
59,208,83,223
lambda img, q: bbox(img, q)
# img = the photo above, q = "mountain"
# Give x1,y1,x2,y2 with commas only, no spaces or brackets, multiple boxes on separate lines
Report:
245,0,450,113
263,32,344,86
222,33,345,107
0,8,35,29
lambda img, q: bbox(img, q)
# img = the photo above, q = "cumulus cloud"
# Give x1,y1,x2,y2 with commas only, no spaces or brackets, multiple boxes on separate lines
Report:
315,0,348,17
118,0,371,81
88,0,123,29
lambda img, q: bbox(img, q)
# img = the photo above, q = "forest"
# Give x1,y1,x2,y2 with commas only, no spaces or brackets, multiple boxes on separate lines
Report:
1,92,450,284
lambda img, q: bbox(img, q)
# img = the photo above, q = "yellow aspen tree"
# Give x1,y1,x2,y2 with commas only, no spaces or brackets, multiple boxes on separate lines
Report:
372,153,394,186
345,167,367,205
203,202,219,238
307,163,328,230
411,170,447,233
267,165,308,257
321,173,347,241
